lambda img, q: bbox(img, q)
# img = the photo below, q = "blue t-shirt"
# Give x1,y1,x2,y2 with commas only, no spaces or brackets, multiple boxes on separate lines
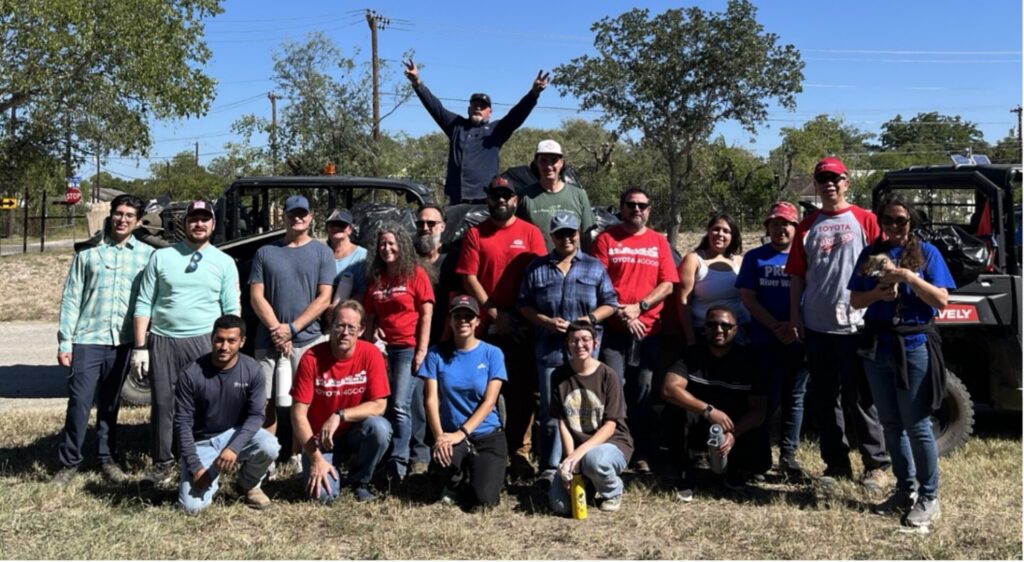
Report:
333,245,368,300
848,241,956,356
735,244,791,346
417,341,507,437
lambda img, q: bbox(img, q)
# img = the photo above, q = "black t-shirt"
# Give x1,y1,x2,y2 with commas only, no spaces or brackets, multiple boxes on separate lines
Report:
668,345,766,419
426,249,461,342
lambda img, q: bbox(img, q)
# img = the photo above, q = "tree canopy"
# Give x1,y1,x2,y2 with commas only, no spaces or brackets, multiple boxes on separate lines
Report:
553,0,804,245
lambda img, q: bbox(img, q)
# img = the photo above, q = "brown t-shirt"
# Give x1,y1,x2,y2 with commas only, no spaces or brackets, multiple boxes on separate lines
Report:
551,362,634,463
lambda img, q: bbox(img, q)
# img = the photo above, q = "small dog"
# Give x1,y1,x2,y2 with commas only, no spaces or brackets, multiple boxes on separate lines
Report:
860,253,896,278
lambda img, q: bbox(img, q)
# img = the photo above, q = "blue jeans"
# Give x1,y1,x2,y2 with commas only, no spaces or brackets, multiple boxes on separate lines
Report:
409,376,430,465
301,416,392,502
549,443,627,514
178,427,280,514
58,344,131,468
385,346,415,478
537,364,563,472
863,346,939,499
759,342,809,459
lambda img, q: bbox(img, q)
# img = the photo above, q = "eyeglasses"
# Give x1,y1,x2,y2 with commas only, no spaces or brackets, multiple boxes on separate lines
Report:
624,201,650,211
880,215,910,227
488,190,515,202
332,323,361,334
568,336,594,346
185,252,203,273
111,212,138,221
705,321,735,332
814,173,846,184
415,220,440,229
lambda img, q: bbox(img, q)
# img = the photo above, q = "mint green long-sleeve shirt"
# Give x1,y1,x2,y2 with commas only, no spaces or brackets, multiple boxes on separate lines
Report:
134,242,241,338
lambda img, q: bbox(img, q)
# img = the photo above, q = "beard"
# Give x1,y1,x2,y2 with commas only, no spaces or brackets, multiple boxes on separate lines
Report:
186,228,211,244
469,114,486,125
489,203,514,221
413,232,441,256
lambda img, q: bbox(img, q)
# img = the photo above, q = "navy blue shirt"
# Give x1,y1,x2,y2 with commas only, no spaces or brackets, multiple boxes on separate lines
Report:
735,244,792,346
517,251,619,367
174,353,266,475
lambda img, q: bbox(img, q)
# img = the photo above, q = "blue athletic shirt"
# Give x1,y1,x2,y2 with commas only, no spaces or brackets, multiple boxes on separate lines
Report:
417,341,507,437
735,244,792,346
848,241,956,357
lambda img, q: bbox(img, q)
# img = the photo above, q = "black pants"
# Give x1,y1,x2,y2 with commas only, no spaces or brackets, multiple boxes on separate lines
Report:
485,332,536,463
669,408,771,480
600,330,662,461
149,333,210,467
442,429,508,507
804,330,889,471
58,344,131,468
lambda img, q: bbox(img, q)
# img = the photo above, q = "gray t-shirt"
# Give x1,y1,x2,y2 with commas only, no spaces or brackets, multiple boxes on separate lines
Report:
249,239,335,348
517,181,595,251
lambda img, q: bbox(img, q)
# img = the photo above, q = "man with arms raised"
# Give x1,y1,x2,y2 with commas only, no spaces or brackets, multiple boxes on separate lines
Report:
291,300,392,502
786,157,889,488
249,194,335,477
175,314,279,513
133,199,241,487
591,187,679,473
52,195,153,485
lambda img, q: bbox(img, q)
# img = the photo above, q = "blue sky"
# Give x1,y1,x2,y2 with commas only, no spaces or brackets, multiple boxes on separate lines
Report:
96,0,1023,182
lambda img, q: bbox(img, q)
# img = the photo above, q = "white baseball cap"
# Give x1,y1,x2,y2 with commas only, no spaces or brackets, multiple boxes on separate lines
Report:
535,139,563,156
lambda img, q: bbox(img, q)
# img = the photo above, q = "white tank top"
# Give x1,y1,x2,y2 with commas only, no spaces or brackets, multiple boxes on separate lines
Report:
690,254,749,326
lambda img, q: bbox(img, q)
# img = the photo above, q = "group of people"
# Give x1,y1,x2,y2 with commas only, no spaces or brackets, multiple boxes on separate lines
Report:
52,60,951,530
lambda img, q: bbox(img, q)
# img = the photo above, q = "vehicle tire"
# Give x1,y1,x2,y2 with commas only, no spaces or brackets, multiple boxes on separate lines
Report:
120,370,151,406
932,370,974,457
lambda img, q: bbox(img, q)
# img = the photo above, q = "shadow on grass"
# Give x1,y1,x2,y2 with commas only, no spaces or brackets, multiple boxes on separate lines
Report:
0,364,67,399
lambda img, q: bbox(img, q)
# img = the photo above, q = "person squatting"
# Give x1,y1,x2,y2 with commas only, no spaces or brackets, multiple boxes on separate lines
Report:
54,151,949,529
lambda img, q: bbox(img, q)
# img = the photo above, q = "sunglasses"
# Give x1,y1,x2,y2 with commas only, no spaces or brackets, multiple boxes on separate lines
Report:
624,201,651,211
814,173,846,184
880,215,910,227
705,321,735,332
185,252,203,273
451,312,477,322
552,229,577,239
488,190,515,202
415,220,440,229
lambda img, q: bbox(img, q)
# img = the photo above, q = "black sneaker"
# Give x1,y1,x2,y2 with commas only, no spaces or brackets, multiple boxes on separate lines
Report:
51,465,79,486
873,489,917,516
819,464,854,487
140,463,176,487
100,461,128,484
779,456,809,482
631,459,652,474
353,485,379,503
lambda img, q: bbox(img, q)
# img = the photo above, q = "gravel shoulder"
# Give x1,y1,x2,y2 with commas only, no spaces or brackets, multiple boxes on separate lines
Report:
0,321,68,411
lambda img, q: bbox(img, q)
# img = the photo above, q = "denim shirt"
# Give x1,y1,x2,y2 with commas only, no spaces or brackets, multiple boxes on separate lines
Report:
517,251,619,367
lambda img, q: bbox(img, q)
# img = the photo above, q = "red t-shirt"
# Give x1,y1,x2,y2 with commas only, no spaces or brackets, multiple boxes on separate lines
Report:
364,266,434,348
592,225,680,335
456,218,546,310
291,340,390,437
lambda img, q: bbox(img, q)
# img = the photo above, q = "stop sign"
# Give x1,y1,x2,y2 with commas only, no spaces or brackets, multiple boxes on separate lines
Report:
64,187,82,204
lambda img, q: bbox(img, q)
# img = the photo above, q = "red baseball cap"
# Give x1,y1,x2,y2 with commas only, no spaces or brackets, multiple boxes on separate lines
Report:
764,201,799,225
814,157,847,176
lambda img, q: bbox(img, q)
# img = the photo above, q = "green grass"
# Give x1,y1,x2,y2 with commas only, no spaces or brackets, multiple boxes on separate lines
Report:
0,407,1019,559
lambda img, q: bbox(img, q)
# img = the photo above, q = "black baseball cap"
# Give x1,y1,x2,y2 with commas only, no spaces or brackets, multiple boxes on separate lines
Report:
469,93,491,108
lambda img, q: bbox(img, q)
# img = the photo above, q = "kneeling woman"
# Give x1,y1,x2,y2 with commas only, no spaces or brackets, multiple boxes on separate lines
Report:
418,295,507,510
549,322,633,514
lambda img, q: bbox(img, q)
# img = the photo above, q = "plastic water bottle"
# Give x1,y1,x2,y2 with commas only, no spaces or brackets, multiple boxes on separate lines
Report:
626,335,643,367
571,474,588,520
707,424,728,475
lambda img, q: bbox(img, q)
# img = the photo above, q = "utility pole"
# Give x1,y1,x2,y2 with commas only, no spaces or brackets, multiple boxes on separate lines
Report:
268,92,279,174
95,142,101,203
195,141,199,167
1012,105,1022,147
365,9,390,141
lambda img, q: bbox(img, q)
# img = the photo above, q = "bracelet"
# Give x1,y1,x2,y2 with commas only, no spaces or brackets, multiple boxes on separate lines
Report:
457,426,470,439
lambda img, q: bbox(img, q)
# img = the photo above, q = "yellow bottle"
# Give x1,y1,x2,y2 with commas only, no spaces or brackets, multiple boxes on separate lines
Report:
571,474,588,520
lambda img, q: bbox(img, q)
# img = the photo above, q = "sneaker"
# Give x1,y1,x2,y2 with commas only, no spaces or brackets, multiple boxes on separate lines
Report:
819,464,854,487
873,489,918,516
439,486,457,506
409,461,430,476
674,471,695,502
631,459,652,474
860,468,891,493
269,454,302,482
100,461,128,483
242,486,272,510
141,463,176,487
674,488,694,503
535,469,556,490
51,465,79,486
509,454,537,481
779,456,809,482
599,496,622,512
904,497,940,527
353,486,378,503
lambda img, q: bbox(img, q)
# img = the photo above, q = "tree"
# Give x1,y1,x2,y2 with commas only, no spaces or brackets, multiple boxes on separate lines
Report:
0,0,222,179
769,114,873,196
554,1,803,245
137,151,223,201
879,112,988,160
990,132,1022,164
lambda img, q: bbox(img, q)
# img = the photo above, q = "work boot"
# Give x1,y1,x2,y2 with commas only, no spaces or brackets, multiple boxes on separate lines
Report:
860,467,891,493
100,461,129,484
51,466,79,486
141,463,177,488
242,486,272,510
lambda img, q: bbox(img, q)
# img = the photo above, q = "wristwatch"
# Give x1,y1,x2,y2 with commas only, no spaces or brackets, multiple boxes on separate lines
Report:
587,312,598,325
702,404,714,420
639,300,651,312
335,408,346,422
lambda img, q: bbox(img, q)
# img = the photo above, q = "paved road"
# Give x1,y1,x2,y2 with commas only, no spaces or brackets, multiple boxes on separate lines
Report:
0,238,77,257
0,322,68,411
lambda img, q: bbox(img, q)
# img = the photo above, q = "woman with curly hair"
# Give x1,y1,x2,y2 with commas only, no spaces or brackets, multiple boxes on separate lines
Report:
364,223,434,483
849,193,955,528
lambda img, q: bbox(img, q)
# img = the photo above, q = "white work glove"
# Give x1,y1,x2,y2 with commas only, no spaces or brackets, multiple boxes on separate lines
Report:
130,348,150,379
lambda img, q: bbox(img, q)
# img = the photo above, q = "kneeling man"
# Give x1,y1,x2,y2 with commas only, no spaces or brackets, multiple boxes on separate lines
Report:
291,300,392,502
662,305,770,498
175,315,280,513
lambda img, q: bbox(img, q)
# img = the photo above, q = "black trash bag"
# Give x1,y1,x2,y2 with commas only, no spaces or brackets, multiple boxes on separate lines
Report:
918,225,989,287
350,202,417,249
441,203,489,247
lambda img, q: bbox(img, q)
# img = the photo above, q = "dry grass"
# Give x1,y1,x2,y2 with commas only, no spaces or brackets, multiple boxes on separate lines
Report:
0,249,72,322
0,407,1019,560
